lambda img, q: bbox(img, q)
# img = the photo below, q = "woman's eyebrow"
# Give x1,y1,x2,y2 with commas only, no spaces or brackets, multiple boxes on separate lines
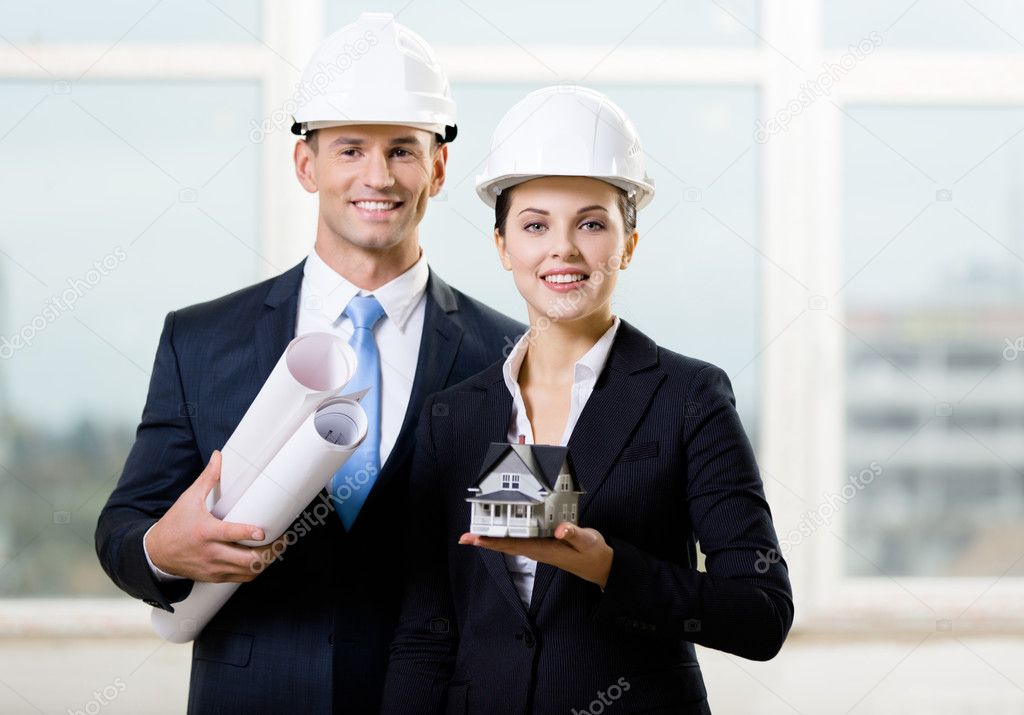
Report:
517,207,550,216
575,205,608,214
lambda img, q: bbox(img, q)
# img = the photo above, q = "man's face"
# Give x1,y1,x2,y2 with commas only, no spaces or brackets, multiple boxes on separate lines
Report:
295,124,447,252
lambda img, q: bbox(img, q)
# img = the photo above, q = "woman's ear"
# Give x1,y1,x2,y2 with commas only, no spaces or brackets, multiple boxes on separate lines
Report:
495,229,512,270
620,230,639,269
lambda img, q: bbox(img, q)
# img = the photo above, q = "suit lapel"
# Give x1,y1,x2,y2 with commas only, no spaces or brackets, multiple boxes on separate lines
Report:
528,320,665,616
474,378,534,622
253,260,305,386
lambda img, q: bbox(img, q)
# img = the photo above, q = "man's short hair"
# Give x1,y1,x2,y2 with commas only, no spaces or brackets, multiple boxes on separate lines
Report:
303,128,442,155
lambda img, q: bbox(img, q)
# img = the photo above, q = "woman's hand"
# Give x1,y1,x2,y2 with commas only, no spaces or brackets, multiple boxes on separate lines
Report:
459,522,614,589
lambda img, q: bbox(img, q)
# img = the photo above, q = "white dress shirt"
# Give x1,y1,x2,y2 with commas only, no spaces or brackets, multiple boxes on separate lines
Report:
501,316,621,608
144,248,429,580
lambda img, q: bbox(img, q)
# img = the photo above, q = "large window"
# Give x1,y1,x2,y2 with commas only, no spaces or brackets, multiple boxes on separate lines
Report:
0,1,1020,631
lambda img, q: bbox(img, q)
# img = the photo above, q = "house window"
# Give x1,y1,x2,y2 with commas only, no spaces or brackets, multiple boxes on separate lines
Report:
501,472,520,489
513,505,526,518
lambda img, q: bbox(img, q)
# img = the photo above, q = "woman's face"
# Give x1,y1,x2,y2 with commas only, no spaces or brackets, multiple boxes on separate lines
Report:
495,175,637,327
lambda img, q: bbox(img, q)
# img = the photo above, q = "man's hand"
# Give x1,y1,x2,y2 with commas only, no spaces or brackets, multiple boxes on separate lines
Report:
145,450,283,583
459,522,614,589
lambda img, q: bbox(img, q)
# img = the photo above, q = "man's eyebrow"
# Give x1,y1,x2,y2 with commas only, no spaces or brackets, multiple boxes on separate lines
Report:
329,135,423,149
329,136,364,148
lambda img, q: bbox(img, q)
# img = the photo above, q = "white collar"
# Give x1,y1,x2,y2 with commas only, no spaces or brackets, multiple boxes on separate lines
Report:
502,316,621,396
303,247,429,330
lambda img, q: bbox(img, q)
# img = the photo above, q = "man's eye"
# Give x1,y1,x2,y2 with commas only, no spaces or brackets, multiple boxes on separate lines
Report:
392,149,412,157
339,148,359,157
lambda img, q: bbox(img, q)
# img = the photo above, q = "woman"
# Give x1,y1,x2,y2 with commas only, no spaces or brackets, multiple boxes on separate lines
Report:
382,86,792,715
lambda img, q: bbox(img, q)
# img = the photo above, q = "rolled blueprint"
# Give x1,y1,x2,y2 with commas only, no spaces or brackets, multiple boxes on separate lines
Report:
152,395,367,643
207,331,357,517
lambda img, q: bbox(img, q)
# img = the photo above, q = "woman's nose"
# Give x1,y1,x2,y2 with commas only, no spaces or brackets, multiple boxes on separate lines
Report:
549,226,580,258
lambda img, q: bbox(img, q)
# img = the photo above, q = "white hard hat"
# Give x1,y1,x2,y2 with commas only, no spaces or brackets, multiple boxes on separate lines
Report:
291,13,457,142
475,85,654,209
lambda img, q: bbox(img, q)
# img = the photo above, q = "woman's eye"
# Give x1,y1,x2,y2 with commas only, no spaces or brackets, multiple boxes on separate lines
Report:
523,222,546,232
580,221,605,231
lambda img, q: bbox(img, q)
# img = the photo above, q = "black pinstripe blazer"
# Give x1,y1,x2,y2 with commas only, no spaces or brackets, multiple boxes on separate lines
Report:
382,319,793,715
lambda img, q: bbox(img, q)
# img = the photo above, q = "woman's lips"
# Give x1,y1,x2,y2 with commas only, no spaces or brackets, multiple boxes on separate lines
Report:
539,273,589,293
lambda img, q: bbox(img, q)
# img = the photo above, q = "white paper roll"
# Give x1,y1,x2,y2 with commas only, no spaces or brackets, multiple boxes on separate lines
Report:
208,332,357,518
152,396,367,643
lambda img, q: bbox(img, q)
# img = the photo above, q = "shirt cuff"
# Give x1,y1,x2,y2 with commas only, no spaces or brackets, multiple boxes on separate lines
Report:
143,524,186,582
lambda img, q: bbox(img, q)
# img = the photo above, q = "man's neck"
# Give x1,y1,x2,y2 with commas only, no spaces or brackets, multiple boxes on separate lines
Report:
313,231,422,292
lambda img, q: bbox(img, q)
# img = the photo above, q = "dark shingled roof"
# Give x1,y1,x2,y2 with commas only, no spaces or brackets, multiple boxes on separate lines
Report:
475,442,578,491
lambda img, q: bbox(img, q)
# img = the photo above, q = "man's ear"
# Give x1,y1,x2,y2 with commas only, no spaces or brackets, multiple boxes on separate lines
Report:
294,139,318,194
620,230,639,269
429,143,448,197
495,229,512,270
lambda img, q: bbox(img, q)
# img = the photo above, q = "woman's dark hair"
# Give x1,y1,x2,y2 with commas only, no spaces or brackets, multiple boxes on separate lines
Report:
494,182,637,237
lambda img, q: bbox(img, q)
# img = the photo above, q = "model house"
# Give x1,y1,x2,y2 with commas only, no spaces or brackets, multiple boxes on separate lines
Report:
467,442,583,538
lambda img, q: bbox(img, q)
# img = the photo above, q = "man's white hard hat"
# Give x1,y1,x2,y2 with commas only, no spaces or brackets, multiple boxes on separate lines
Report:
475,85,654,209
291,12,457,142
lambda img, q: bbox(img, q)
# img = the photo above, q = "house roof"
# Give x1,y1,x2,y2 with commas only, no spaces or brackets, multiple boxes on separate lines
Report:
475,442,578,491
466,490,544,505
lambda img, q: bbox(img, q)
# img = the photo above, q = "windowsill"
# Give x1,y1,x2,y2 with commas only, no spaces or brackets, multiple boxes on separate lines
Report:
1,597,1023,640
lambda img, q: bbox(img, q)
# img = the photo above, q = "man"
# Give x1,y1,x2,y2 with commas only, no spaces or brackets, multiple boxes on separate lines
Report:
95,13,522,713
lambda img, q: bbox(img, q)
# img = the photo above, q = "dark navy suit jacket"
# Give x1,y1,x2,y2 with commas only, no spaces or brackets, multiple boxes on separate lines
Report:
382,319,793,715
94,259,523,714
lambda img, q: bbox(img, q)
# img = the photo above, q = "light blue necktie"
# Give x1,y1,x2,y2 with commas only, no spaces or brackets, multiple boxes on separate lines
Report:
331,294,386,529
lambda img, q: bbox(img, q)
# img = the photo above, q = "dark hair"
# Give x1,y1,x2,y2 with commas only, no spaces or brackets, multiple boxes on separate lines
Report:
494,182,637,237
303,128,442,155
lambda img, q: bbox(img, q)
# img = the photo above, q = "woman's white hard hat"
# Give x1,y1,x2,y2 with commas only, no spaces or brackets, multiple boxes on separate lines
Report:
291,13,457,142
475,85,654,209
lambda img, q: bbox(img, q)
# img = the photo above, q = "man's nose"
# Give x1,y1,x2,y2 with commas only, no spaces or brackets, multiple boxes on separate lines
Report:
362,151,395,191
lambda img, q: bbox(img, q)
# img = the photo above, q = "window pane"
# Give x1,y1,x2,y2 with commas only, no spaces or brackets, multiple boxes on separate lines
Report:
841,105,1024,577
420,83,761,439
825,0,1024,51
1,0,262,44
326,1,759,49
0,80,262,596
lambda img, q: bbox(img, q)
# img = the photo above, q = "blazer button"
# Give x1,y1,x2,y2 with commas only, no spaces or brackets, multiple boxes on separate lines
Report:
522,632,535,649
327,633,334,646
